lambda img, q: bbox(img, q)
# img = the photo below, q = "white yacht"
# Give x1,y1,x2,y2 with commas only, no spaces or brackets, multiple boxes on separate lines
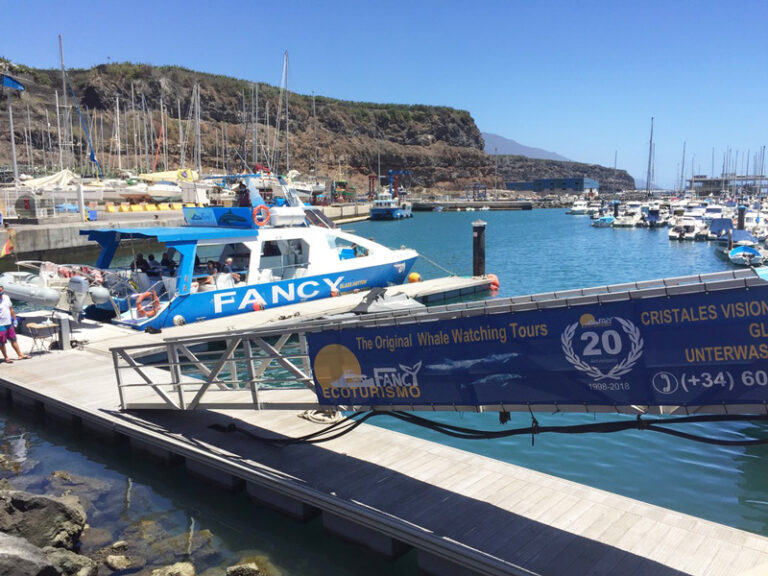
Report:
567,200,589,215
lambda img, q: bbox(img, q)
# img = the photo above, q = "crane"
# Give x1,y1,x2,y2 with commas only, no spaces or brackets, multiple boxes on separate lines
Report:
387,170,411,198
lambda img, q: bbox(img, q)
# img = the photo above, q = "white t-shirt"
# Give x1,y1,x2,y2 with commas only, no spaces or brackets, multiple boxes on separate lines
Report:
0,294,12,325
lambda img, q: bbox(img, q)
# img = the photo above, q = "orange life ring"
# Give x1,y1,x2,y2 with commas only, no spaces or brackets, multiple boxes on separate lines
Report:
136,290,160,318
252,205,271,226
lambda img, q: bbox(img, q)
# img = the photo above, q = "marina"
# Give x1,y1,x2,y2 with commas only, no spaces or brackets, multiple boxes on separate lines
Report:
0,2,766,572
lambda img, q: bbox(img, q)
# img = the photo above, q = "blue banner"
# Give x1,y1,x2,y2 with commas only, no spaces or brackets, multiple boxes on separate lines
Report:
184,207,257,228
1,75,25,91
308,285,768,408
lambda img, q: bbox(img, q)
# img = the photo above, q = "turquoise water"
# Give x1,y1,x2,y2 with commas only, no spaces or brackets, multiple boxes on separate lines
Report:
1,209,767,574
344,210,768,537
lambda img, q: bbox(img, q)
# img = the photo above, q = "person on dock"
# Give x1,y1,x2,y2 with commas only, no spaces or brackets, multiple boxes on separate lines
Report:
0,286,31,363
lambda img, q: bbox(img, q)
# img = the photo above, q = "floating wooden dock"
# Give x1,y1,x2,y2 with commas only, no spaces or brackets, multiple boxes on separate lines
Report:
2,280,768,576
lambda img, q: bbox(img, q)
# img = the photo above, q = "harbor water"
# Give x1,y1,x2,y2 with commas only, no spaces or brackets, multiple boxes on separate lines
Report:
1,208,767,574
346,209,768,538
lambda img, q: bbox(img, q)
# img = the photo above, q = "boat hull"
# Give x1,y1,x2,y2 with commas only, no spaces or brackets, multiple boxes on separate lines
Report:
370,208,413,220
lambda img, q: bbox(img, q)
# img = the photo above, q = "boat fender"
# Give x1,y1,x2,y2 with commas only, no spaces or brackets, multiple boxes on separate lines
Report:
88,285,111,305
252,205,271,227
136,290,160,318
173,315,186,326
408,272,422,283
331,289,340,297
252,302,264,311
487,273,500,290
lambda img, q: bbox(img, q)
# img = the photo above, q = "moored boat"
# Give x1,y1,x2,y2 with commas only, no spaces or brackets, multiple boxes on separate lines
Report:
74,197,418,330
591,215,615,228
369,190,413,220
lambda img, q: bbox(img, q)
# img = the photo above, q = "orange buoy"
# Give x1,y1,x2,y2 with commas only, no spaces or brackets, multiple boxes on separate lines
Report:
252,204,271,226
408,272,422,283
487,273,500,289
252,302,264,311
136,290,160,318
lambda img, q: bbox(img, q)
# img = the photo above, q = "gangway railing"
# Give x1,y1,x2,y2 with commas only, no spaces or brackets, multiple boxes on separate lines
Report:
110,268,768,415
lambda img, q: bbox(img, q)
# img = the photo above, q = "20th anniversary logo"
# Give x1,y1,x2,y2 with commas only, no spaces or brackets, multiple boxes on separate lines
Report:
561,314,644,381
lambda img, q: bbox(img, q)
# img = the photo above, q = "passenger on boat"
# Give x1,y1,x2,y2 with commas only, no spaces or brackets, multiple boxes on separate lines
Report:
220,257,241,283
0,286,31,362
160,251,177,274
147,254,162,275
199,260,220,287
131,253,149,273
236,184,252,208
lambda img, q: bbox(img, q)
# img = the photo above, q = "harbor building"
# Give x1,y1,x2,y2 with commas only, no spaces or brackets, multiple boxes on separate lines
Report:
505,177,599,195
687,174,768,197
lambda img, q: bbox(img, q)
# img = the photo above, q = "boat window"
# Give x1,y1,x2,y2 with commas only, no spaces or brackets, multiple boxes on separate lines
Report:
262,241,281,257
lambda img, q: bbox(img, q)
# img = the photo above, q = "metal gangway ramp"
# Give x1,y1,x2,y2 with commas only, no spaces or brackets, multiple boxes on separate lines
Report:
111,268,768,415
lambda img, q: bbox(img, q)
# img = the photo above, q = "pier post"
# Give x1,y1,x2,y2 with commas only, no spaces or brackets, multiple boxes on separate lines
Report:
472,219,486,277
737,206,746,230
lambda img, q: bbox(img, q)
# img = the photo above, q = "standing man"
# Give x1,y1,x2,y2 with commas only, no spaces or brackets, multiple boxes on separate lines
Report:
0,286,30,362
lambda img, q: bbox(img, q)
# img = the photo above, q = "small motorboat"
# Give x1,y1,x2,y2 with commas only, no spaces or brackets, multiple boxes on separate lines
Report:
728,245,764,267
0,261,112,314
591,215,614,228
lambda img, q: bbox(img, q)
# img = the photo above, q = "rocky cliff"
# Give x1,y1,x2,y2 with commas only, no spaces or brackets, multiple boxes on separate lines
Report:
0,59,634,193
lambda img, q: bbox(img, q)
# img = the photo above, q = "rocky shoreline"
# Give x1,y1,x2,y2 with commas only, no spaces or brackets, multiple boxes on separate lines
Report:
0,458,277,576
0,484,272,576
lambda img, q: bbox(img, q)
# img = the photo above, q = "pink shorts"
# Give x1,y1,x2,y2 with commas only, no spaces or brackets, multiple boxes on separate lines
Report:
0,325,16,345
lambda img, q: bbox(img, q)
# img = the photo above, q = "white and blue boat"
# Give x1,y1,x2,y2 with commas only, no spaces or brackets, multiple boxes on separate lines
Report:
369,190,413,220
76,200,418,331
713,229,764,267
591,215,614,228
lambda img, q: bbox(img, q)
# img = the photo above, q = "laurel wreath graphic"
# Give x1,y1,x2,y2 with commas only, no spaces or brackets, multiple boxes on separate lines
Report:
561,318,644,381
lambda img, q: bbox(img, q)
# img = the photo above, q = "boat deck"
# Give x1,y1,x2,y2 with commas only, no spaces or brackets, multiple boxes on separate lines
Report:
2,278,768,575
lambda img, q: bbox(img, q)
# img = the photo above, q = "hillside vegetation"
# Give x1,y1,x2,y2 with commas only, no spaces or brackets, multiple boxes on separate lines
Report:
0,59,634,193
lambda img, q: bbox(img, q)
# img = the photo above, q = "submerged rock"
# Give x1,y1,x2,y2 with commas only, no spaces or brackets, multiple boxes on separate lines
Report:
0,489,86,549
226,563,260,576
150,561,196,576
42,546,97,576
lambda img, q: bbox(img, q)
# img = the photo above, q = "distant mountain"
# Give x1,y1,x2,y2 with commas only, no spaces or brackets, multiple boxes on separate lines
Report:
483,132,569,162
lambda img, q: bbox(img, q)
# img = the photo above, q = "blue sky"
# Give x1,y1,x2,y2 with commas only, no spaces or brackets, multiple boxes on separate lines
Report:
2,0,767,188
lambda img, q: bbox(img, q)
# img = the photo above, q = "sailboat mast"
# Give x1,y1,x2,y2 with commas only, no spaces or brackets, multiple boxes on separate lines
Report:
177,99,184,168
115,95,121,171
680,142,686,192
284,51,289,173
59,35,68,168
55,91,63,168
645,117,654,195
252,83,258,167
312,92,318,181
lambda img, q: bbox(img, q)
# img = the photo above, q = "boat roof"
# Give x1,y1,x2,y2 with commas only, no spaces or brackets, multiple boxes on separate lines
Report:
81,226,261,244
731,229,757,243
